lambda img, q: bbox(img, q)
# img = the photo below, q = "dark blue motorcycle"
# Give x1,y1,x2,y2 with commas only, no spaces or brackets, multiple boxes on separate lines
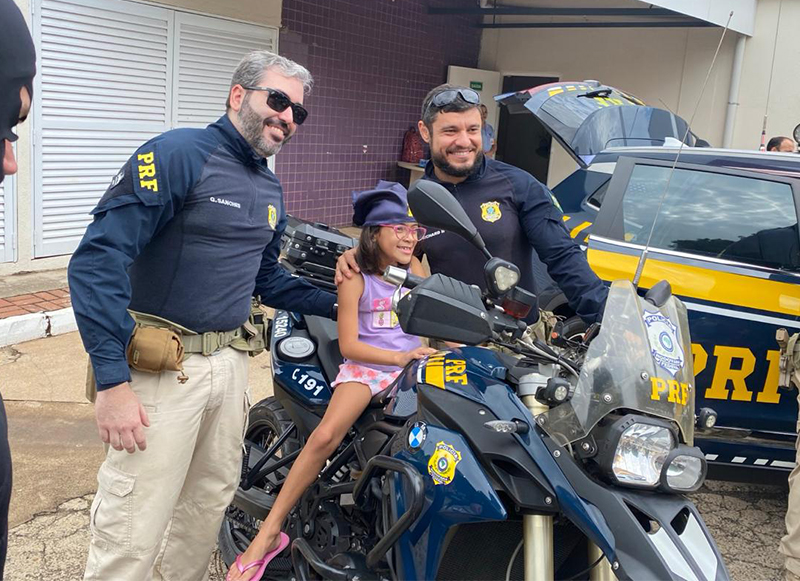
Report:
220,181,729,581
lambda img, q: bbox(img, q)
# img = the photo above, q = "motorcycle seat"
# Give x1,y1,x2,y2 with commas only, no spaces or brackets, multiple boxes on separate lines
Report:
303,315,344,383
368,381,397,409
367,364,413,410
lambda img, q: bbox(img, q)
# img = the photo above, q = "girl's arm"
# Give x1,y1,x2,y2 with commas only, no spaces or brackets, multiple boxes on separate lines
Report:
338,269,433,367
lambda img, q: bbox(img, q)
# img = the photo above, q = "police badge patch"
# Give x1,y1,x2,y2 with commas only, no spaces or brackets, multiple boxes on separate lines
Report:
427,441,462,485
480,201,501,223
643,311,685,377
268,204,278,229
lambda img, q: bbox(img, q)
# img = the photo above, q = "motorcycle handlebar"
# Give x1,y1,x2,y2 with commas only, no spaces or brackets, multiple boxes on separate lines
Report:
383,265,424,289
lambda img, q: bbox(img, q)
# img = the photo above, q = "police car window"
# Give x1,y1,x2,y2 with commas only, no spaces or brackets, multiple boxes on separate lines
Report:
622,165,800,270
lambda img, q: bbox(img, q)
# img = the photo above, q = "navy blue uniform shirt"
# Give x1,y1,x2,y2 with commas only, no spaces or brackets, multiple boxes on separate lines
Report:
418,157,607,324
68,115,336,390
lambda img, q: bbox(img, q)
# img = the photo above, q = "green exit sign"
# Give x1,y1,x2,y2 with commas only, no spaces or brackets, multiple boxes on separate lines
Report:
469,81,483,91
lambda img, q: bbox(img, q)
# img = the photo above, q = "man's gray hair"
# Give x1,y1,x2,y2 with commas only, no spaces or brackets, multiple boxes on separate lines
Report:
226,50,313,109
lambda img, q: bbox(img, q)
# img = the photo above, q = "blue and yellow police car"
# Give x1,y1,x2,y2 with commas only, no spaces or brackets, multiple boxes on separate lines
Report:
500,82,800,481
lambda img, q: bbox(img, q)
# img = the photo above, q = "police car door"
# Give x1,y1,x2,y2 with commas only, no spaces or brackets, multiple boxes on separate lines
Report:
586,156,800,475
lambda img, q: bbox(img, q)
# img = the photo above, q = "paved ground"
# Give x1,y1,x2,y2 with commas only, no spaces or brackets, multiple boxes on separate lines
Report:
1,330,793,580
0,287,70,319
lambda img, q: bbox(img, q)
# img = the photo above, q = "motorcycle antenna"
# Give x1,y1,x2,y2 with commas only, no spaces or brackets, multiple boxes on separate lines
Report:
632,11,734,288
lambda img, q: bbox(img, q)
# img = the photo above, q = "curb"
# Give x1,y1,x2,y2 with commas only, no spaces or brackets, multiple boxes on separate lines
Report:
0,307,77,348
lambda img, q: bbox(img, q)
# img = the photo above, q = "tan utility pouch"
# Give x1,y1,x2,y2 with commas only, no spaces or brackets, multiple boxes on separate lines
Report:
85,325,188,403
126,325,187,378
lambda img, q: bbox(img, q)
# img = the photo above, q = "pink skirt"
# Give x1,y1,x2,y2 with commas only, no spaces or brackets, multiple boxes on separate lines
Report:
331,362,402,396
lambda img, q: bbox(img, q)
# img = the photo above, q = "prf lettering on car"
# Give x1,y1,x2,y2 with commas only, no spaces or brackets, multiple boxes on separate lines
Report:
650,377,690,405
137,151,158,192
692,343,784,404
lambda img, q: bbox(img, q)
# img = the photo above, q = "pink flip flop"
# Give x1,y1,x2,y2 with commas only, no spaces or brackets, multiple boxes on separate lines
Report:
227,532,291,581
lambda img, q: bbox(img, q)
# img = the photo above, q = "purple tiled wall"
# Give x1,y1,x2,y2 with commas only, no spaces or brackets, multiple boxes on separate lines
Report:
275,0,481,226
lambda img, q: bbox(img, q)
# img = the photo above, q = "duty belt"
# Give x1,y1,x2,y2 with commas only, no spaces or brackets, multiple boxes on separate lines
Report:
128,310,265,357
182,327,247,356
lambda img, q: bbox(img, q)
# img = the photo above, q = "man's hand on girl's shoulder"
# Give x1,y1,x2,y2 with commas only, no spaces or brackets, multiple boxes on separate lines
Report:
335,248,360,285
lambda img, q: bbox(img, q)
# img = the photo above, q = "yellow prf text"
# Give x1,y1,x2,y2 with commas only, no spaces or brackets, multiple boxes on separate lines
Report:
137,152,158,192
650,376,689,406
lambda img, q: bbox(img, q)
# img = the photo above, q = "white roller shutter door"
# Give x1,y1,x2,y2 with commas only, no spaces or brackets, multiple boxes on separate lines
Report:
33,1,278,257
34,0,172,257
173,13,277,128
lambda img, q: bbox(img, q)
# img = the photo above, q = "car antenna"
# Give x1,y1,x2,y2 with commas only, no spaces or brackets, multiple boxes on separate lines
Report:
632,11,734,288
758,0,783,151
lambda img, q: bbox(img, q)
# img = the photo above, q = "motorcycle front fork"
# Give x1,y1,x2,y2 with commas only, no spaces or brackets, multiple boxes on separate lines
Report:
521,395,618,581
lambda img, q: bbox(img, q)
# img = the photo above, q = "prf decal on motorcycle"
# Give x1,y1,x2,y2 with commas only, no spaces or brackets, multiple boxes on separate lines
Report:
422,353,467,389
650,377,690,406
428,441,462,486
643,311,685,377
291,368,326,396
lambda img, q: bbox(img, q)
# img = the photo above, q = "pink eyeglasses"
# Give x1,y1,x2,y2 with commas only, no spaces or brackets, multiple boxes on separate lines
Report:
381,224,427,240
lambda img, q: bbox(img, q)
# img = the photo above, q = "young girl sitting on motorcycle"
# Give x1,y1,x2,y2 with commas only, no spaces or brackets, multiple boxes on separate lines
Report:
227,183,436,581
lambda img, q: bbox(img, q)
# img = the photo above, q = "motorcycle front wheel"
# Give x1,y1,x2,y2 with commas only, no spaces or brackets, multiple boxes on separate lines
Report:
218,396,301,571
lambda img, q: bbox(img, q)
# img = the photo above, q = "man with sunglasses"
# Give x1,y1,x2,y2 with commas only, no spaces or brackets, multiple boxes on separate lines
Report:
337,84,607,326
68,51,335,580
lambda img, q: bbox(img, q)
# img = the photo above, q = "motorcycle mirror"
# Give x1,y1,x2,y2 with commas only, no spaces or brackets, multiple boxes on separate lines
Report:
407,180,491,259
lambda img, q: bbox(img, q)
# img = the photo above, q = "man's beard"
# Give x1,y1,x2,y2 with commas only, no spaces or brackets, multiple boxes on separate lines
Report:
431,146,484,178
238,96,292,158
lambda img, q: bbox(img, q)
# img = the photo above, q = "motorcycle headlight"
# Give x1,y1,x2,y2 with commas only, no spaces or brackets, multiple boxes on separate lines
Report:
660,446,707,493
594,415,676,490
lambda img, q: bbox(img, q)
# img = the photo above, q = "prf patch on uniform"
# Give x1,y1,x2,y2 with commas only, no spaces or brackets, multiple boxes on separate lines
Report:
268,204,278,229
428,440,462,485
480,201,501,223
136,151,158,193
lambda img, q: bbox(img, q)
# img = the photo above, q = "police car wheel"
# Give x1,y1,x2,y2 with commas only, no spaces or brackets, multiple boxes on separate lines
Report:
218,397,300,570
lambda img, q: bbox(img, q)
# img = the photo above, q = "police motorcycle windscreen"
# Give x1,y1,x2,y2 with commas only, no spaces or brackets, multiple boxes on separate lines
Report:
542,279,695,446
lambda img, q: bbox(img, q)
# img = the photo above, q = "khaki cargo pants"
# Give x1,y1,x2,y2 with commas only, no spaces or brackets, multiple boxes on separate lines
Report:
781,387,800,577
84,347,250,581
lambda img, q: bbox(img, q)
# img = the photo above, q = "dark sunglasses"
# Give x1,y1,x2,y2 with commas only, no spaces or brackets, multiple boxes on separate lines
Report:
242,86,309,125
424,88,481,117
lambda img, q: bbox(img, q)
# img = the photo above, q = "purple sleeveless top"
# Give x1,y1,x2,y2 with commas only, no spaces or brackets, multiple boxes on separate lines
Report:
344,273,422,372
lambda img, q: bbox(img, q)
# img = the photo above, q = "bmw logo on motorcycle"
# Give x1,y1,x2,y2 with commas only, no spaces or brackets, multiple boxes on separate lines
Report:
408,422,427,449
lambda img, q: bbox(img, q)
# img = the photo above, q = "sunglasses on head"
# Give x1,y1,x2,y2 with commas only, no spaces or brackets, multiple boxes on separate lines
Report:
424,88,481,118
242,86,309,125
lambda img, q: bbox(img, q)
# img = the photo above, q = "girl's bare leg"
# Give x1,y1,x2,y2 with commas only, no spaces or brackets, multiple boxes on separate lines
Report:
228,382,372,581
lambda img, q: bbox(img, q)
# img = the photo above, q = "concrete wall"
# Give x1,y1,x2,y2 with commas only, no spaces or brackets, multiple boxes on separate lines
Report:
479,26,737,187
2,0,281,277
731,0,800,150
647,0,757,36
152,0,280,27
